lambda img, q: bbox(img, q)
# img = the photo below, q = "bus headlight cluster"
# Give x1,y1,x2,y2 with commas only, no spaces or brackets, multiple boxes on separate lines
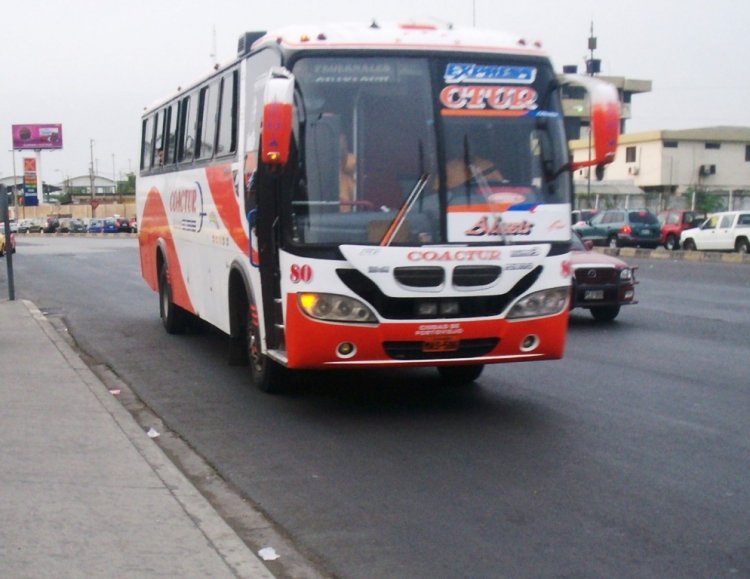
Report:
507,287,569,319
298,293,377,323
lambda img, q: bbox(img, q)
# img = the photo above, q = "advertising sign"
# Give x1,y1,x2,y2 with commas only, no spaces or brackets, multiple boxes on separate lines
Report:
23,157,39,206
12,123,63,150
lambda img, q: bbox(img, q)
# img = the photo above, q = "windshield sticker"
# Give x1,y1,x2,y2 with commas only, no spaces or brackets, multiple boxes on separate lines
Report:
440,85,538,115
308,62,395,84
444,63,537,85
464,216,534,237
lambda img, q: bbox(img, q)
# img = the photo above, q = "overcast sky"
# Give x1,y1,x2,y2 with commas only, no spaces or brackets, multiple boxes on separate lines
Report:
2,0,748,184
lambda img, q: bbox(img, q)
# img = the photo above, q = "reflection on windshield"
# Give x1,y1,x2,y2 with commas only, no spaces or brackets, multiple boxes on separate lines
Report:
288,56,568,247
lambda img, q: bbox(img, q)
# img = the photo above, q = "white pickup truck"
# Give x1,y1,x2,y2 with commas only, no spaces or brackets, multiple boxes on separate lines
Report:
680,211,750,253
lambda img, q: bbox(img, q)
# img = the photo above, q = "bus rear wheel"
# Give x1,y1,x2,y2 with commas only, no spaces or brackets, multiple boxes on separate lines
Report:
159,263,188,334
437,364,484,385
245,304,285,393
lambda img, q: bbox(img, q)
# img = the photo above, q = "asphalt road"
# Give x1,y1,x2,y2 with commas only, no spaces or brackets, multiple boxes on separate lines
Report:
3,236,749,578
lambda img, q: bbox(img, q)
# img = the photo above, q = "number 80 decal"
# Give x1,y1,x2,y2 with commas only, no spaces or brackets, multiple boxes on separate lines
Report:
290,264,313,283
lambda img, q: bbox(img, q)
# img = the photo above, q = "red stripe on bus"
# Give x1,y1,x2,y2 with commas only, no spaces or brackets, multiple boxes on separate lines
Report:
139,187,195,313
205,166,249,255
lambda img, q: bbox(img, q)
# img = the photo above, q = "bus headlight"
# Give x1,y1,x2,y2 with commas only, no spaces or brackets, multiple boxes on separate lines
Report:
507,287,569,319
298,293,377,323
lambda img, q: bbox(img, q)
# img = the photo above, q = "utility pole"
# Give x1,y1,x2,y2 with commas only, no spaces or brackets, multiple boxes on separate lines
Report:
586,22,598,207
89,139,96,199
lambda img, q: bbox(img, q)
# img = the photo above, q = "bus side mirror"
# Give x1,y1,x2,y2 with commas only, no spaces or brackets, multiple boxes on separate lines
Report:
563,75,621,172
261,68,295,166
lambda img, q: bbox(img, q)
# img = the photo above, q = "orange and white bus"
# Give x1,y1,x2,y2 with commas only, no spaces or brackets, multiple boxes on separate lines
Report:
137,22,619,392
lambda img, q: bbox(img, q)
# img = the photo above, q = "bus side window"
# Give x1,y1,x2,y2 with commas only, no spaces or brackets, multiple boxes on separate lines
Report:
140,116,154,171
181,95,198,163
197,81,219,160
153,110,165,167
216,70,238,156
165,104,178,165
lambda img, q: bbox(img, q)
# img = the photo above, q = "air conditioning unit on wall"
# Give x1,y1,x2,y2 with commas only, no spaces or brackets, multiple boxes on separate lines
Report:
699,164,716,176
628,166,639,175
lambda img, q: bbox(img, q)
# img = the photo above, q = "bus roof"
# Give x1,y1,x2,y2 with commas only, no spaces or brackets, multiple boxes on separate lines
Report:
248,21,548,58
143,22,550,114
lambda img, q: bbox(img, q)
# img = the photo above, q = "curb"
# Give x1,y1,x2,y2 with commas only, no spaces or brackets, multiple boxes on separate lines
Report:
597,246,750,265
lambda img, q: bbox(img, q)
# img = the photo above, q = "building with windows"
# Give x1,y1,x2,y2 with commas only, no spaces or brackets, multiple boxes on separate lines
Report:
58,175,116,197
570,126,750,211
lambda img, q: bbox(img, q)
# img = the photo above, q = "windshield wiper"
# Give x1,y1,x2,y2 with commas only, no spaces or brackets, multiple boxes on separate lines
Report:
379,173,430,247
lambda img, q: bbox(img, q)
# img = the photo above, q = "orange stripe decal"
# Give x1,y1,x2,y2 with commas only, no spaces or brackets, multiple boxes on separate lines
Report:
139,187,195,313
206,165,249,256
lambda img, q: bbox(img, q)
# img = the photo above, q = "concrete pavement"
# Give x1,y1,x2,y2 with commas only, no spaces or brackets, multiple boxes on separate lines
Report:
0,298,275,578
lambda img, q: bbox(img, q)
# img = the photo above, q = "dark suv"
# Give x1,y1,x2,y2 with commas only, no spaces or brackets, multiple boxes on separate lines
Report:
574,208,661,249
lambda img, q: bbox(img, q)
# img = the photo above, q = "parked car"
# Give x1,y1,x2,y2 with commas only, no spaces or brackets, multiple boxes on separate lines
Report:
42,216,60,233
0,224,17,257
570,231,638,321
573,208,661,249
58,218,86,233
87,218,118,233
658,209,706,250
680,211,750,253
113,216,132,233
17,218,44,233
7,219,18,233
129,217,138,233
571,208,597,226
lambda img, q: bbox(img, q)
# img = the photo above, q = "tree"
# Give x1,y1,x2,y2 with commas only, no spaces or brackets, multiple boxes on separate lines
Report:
683,187,725,214
117,172,136,195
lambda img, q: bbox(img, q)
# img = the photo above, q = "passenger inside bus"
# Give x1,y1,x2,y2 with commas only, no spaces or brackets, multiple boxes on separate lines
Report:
338,133,356,213
439,157,505,191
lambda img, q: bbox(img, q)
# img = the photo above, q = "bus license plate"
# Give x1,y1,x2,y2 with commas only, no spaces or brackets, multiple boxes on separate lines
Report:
423,337,460,353
585,290,604,300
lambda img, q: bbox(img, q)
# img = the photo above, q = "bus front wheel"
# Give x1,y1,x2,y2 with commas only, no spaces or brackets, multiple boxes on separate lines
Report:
437,364,484,385
245,305,285,393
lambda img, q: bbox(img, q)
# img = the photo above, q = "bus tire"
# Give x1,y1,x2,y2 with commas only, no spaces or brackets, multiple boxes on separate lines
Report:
245,302,285,393
437,364,484,385
159,263,188,334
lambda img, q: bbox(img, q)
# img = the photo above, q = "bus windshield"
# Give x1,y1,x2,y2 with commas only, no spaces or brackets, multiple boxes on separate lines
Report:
287,56,569,247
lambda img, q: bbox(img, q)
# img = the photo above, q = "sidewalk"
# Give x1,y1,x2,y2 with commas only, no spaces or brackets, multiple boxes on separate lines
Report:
0,299,274,578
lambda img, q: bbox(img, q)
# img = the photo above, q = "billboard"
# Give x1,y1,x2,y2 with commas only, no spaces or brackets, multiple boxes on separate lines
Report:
12,123,63,150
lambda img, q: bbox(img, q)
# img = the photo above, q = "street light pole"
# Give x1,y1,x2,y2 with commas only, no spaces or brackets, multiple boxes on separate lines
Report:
10,148,19,217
